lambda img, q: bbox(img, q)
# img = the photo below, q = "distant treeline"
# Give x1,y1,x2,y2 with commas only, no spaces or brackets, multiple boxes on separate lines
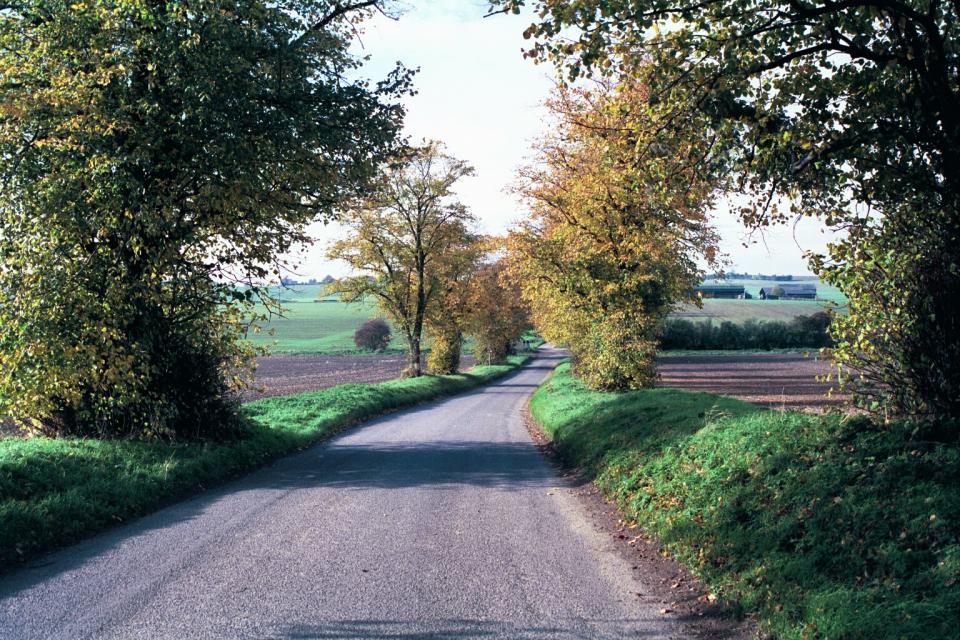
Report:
660,313,832,350
280,275,336,286
703,273,816,281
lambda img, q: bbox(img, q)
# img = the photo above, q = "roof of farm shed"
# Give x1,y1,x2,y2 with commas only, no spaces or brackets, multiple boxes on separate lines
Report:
760,284,817,294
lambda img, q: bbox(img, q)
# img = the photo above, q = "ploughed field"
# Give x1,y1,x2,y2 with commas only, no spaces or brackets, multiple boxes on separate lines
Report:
657,353,847,410
245,352,845,411
243,353,477,401
1,352,843,438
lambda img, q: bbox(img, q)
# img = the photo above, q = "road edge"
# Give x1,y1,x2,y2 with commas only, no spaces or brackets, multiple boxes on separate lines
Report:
522,376,756,640
1,354,536,573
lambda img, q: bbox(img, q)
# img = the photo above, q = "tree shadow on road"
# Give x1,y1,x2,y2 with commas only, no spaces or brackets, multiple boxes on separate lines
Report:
261,439,560,492
266,616,670,639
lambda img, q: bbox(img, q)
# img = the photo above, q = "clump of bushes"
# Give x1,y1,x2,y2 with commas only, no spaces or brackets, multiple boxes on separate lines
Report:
427,330,462,374
660,312,832,351
353,318,392,352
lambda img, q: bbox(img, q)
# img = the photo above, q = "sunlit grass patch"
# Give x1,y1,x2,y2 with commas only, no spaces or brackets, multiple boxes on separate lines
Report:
531,363,960,639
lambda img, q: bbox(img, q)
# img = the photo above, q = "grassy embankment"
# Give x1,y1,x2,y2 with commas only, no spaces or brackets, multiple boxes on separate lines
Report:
530,363,959,640
0,356,528,571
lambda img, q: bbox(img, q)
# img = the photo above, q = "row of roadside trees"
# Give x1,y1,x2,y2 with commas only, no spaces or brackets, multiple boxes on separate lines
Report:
490,0,960,422
3,0,956,441
328,143,530,377
0,1,527,440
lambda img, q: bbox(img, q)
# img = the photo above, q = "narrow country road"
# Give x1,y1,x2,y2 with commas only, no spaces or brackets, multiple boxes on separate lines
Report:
0,348,686,639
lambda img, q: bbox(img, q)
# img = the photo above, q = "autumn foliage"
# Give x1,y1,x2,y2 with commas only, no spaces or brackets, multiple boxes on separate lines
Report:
496,0,960,420
505,78,720,390
465,261,529,365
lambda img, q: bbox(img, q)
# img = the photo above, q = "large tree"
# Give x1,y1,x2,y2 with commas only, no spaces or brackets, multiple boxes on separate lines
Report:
505,79,720,390
492,0,960,419
0,1,410,438
327,143,479,377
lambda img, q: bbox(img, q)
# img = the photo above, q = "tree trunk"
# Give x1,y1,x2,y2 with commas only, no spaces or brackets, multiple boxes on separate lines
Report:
409,238,426,378
407,335,422,377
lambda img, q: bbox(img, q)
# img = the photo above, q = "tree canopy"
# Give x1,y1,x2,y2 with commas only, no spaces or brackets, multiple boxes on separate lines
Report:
0,0,410,437
493,0,960,418
327,143,480,377
506,78,720,390
465,259,530,365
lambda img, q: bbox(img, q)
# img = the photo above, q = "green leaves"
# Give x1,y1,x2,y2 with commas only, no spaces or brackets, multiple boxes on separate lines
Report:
0,1,409,437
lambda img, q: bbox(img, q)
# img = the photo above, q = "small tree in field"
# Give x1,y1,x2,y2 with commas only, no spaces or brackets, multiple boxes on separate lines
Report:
0,1,409,438
328,143,479,377
354,319,392,352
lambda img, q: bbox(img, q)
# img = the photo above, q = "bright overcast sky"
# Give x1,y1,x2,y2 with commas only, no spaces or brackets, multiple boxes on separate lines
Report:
284,0,835,280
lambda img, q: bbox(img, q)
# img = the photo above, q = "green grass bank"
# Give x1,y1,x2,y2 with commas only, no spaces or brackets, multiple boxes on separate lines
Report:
530,363,959,640
0,356,528,572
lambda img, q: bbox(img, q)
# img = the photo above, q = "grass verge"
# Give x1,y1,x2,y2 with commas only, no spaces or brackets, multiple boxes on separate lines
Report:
0,355,528,572
530,363,959,640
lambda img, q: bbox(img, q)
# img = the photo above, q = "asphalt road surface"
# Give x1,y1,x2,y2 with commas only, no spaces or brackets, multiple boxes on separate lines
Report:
0,348,686,639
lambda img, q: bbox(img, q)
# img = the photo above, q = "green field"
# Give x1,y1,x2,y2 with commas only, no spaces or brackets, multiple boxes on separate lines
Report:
673,298,834,322
674,278,846,323
249,280,845,356
249,297,405,355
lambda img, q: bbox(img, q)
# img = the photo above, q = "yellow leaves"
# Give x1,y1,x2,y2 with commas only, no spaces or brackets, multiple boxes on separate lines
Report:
507,74,720,390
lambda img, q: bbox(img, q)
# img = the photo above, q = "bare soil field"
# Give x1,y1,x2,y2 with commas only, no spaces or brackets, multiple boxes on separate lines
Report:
657,353,848,410
251,352,847,410
243,353,476,401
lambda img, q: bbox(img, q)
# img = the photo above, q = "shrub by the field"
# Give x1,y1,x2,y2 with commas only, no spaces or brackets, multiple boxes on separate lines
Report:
353,318,392,352
660,312,832,350
427,332,462,374
531,363,960,640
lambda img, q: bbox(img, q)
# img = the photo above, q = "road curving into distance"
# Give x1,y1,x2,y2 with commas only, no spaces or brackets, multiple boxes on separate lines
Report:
0,347,688,639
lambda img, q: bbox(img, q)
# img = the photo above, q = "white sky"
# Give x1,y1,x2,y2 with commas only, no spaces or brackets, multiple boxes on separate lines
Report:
282,0,835,280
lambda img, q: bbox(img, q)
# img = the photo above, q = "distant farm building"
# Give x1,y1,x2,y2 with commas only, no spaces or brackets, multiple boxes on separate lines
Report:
696,284,746,299
759,283,817,300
